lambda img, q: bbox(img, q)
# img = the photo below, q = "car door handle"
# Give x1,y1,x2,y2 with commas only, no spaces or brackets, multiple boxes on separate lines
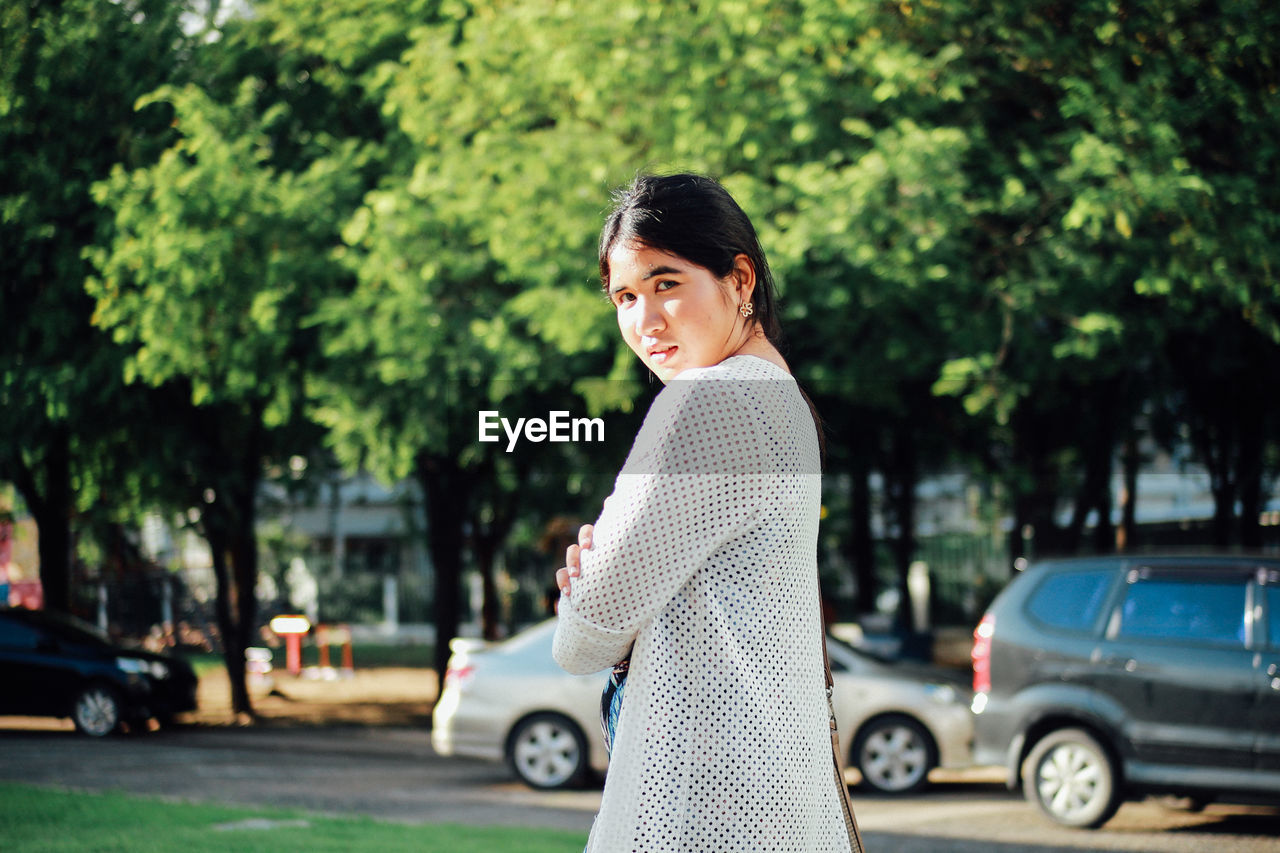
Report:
1103,657,1138,672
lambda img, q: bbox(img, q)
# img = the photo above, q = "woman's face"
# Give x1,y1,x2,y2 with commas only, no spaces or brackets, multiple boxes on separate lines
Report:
606,241,754,383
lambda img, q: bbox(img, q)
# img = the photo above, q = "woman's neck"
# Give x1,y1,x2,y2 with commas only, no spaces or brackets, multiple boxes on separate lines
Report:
727,331,790,374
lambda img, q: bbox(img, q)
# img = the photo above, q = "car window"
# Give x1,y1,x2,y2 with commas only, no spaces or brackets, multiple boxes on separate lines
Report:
1025,569,1115,634
1115,576,1248,648
0,616,41,650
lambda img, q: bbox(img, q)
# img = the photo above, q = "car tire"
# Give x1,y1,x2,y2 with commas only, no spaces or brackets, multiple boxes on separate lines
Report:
506,712,589,790
852,714,937,795
1021,728,1121,829
72,684,122,737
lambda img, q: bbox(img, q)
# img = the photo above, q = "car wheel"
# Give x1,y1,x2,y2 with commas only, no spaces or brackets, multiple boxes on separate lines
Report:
72,684,122,737
852,714,937,794
506,713,589,790
1021,728,1121,829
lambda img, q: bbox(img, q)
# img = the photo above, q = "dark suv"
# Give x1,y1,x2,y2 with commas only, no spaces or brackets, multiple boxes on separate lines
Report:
971,555,1280,828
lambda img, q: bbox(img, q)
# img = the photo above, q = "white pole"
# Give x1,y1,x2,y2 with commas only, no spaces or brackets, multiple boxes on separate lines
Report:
161,578,174,631
382,574,399,636
908,560,931,633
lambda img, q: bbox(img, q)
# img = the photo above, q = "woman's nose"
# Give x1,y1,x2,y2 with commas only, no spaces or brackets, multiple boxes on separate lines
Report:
635,296,665,336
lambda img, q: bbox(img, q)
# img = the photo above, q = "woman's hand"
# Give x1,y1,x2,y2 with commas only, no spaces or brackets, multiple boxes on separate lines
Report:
555,524,594,598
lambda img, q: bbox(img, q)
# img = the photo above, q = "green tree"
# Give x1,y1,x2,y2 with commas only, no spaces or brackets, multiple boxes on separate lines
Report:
311,173,633,686
369,0,991,623
87,31,370,714
928,0,1280,557
0,0,190,613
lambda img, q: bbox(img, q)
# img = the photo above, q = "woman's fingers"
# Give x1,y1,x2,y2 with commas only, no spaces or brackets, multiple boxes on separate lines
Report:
557,524,597,598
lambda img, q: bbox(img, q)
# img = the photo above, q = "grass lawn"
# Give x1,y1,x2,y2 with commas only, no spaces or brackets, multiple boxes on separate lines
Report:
0,783,588,852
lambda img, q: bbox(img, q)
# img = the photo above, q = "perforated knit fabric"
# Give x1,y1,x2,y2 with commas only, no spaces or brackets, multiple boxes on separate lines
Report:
554,355,853,853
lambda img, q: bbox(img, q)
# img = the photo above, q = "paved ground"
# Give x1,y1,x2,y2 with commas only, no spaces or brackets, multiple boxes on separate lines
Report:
3,723,1279,852
3,667,1279,851
0,725,594,830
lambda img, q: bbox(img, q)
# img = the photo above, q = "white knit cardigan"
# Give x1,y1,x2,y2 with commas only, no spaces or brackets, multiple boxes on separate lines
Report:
553,355,854,852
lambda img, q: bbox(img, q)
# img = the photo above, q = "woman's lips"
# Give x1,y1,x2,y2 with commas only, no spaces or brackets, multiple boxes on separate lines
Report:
649,345,677,365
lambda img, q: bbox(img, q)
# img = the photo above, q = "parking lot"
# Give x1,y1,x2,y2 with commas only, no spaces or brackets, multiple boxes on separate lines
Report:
2,722,1278,852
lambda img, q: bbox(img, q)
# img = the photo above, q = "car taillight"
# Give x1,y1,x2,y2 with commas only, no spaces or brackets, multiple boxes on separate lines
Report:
444,663,475,691
972,613,995,696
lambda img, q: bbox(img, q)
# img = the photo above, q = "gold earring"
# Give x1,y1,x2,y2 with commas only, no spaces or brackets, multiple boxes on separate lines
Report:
739,302,754,319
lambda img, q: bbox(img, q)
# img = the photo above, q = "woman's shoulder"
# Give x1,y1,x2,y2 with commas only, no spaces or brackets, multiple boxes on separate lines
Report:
652,356,782,421
639,356,798,446
623,360,773,472
663,356,799,418
674,354,792,382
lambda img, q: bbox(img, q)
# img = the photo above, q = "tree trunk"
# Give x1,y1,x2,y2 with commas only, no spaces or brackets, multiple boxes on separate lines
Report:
418,453,470,705
205,497,257,719
1065,416,1115,556
1202,417,1236,548
1116,430,1140,552
1091,463,1115,554
886,425,917,633
1237,398,1265,549
849,447,876,616
199,406,264,720
475,533,501,641
471,455,526,641
229,494,259,716
14,428,75,614
1009,408,1066,566
206,520,243,717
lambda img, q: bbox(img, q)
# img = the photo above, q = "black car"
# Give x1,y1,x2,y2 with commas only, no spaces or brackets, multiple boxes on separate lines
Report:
971,555,1280,828
0,607,198,736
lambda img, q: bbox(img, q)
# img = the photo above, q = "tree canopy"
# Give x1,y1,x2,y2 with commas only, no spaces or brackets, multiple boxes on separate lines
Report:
3,0,1278,692
0,0,191,611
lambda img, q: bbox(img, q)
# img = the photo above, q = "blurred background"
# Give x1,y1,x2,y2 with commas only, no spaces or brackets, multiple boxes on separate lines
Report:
2,0,1278,715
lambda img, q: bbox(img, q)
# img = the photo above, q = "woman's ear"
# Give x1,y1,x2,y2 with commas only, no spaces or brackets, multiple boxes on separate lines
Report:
731,253,757,306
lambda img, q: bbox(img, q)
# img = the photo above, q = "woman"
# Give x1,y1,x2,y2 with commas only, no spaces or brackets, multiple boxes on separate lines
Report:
553,174,863,852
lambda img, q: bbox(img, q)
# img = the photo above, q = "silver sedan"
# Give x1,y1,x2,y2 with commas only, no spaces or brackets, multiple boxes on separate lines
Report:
432,619,973,793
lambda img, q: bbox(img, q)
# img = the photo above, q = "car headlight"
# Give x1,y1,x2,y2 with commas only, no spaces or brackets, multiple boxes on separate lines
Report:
922,683,959,705
117,657,170,679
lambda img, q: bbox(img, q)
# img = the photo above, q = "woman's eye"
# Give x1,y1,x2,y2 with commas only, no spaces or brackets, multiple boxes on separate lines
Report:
655,279,678,291
615,292,636,306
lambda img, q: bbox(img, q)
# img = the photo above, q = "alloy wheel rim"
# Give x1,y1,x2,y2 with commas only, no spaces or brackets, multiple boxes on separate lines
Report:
75,688,118,735
513,720,579,786
862,725,928,790
1037,743,1103,819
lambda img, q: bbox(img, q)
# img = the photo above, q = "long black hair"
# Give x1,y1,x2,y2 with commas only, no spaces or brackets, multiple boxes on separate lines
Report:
599,173,783,349
598,173,825,461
